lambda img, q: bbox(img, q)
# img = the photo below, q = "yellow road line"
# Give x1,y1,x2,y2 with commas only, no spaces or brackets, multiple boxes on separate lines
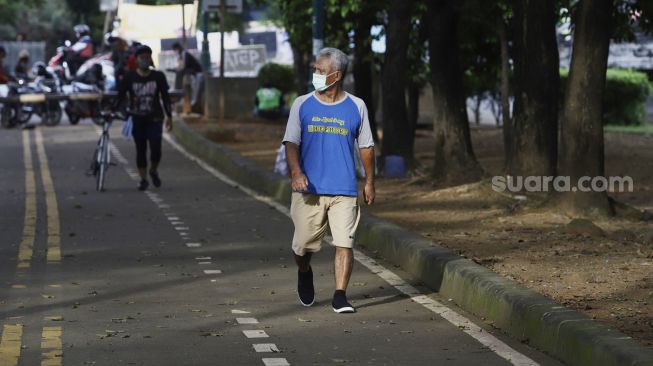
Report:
35,129,61,263
0,324,24,366
40,326,62,366
17,131,36,270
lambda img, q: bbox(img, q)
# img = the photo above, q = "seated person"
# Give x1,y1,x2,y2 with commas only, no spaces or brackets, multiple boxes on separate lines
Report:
14,50,31,81
254,83,287,120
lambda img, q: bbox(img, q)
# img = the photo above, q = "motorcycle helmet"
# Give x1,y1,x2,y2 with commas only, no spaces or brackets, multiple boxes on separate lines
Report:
74,24,90,38
32,61,48,76
18,49,30,60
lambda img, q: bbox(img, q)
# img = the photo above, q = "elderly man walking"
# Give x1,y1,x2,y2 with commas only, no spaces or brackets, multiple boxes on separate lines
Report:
282,47,376,313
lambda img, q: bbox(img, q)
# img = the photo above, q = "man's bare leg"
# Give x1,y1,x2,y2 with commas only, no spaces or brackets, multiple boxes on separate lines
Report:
334,247,353,290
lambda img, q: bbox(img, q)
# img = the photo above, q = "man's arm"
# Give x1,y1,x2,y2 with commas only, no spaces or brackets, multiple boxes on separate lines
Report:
285,142,308,192
360,147,375,205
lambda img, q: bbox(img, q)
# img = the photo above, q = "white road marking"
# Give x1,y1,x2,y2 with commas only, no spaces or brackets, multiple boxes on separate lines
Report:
236,318,259,324
353,254,538,366
243,330,268,338
108,142,129,165
175,227,190,231
262,358,290,366
164,133,540,366
231,310,250,314
203,269,222,274
198,262,212,265
186,243,202,248
167,216,180,221
158,204,170,208
253,343,279,353
196,256,212,260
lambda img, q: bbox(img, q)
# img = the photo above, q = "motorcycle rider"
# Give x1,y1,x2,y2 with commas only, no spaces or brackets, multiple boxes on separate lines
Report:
69,24,94,75
14,50,30,80
105,33,128,90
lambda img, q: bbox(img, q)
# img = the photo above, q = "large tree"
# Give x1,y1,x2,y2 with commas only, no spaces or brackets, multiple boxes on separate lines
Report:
352,2,381,144
557,0,614,215
427,0,483,183
507,0,560,178
380,0,414,162
266,0,312,94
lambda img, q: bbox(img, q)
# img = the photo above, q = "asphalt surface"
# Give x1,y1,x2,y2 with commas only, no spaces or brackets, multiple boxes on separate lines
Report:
0,118,564,366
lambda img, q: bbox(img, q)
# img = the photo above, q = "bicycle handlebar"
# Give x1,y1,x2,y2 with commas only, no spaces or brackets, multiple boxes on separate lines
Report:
99,110,127,122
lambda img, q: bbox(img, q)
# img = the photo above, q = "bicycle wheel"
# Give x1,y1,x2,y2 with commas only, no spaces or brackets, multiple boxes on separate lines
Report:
96,135,109,192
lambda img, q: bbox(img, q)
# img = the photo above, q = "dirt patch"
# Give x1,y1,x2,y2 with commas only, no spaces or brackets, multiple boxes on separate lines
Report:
186,117,653,346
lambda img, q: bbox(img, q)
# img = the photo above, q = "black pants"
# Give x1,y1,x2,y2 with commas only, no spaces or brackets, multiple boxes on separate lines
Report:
134,137,161,169
132,117,163,169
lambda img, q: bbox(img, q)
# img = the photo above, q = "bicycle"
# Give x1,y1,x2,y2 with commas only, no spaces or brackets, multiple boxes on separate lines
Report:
89,110,124,192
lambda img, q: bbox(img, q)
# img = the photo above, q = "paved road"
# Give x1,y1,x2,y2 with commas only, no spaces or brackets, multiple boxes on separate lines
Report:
0,119,563,366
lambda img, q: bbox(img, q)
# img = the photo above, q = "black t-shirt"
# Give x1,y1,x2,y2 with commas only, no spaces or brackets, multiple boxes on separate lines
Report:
118,70,172,120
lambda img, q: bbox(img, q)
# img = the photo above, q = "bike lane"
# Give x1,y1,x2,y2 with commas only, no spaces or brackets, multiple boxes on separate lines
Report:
0,121,563,365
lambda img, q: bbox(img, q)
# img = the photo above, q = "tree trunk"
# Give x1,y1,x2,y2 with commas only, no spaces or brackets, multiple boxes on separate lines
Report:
498,17,512,168
353,8,380,144
291,45,309,95
509,0,559,180
427,0,483,183
473,95,481,125
557,0,614,216
381,0,413,162
407,83,420,164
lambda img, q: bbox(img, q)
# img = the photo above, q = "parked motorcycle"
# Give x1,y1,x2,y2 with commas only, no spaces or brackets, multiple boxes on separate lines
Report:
0,81,36,128
63,63,111,125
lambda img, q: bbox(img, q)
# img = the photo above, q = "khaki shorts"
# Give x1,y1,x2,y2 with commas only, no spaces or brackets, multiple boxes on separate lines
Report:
290,192,361,256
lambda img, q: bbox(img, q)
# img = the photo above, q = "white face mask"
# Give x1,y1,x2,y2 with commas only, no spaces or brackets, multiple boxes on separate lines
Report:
312,71,337,92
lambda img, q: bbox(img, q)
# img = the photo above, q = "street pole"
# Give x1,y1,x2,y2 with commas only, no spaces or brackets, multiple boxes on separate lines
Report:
201,10,211,118
200,11,211,70
311,0,325,87
219,0,226,127
181,2,187,49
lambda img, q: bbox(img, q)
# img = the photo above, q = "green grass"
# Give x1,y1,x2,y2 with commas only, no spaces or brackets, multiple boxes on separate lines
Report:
604,124,653,134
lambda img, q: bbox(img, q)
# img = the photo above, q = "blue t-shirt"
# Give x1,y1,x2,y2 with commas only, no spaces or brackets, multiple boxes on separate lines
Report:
282,92,375,196
283,93,374,196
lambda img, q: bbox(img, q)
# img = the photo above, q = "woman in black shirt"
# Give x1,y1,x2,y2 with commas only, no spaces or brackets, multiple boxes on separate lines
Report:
117,45,172,190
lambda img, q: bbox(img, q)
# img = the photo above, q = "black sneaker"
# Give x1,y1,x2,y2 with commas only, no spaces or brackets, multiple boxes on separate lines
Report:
149,170,161,188
332,290,355,313
297,267,315,307
138,179,149,191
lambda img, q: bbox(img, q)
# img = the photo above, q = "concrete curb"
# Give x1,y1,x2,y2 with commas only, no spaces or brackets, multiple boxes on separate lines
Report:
171,117,653,366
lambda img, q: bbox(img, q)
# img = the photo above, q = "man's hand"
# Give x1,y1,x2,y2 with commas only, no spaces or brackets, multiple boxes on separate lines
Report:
363,181,375,205
164,116,173,132
291,170,309,192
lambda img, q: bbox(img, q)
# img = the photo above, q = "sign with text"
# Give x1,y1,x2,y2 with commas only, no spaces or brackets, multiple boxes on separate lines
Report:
202,0,242,13
100,0,118,11
224,45,267,77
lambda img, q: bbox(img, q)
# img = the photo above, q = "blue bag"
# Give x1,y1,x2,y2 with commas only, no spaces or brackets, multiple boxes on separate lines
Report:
122,116,133,139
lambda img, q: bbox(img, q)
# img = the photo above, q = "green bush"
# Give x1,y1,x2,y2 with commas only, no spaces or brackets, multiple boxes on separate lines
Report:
560,68,652,126
257,63,295,94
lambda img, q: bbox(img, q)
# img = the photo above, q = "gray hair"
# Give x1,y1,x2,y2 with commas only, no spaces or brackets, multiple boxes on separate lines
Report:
317,47,349,75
